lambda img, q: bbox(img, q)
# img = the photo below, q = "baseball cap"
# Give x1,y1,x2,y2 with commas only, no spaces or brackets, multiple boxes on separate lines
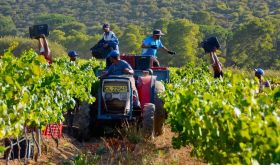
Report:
68,50,78,57
108,50,119,58
254,68,264,76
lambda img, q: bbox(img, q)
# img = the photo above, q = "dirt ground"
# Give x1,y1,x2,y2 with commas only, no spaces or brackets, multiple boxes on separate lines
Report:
1,125,206,165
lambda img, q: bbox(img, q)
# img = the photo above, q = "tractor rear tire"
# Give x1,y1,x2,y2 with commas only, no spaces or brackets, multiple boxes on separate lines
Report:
142,103,155,139
154,81,166,136
154,96,165,136
73,102,91,142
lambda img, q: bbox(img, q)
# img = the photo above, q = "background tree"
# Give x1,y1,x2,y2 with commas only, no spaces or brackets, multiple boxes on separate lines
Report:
162,19,200,66
191,11,216,25
119,24,145,54
227,18,275,68
0,36,66,57
34,14,76,30
0,15,17,36
1,0,280,69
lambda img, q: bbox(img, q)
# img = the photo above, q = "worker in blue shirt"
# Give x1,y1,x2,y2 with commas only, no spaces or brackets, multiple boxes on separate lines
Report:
141,29,175,66
102,50,134,76
102,50,140,108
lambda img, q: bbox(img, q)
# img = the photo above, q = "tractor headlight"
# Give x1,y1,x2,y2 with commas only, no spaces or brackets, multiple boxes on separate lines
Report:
105,93,113,100
120,93,127,100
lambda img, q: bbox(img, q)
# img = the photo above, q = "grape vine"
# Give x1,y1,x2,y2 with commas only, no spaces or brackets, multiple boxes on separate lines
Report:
163,63,280,164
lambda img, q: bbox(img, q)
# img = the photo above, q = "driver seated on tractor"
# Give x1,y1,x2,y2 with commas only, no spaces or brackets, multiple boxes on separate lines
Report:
102,50,140,108
102,50,134,76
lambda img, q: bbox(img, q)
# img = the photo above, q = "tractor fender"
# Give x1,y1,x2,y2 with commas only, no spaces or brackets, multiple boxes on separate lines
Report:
137,75,156,111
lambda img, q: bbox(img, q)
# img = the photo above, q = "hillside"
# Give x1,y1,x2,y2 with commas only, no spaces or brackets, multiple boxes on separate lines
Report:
1,0,280,68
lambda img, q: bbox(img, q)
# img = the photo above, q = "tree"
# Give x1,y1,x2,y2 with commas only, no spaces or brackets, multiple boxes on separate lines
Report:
0,36,66,58
34,14,76,30
162,19,200,66
119,24,144,54
191,11,216,25
227,18,275,68
57,22,87,34
0,15,17,36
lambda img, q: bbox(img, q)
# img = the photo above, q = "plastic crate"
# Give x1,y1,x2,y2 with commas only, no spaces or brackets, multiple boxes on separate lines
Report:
29,24,49,39
4,138,33,159
135,56,153,70
120,55,136,69
151,67,168,70
42,124,63,138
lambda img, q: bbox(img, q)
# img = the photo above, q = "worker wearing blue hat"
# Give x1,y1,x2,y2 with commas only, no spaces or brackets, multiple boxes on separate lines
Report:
103,50,134,76
102,50,140,108
254,68,271,92
68,50,78,61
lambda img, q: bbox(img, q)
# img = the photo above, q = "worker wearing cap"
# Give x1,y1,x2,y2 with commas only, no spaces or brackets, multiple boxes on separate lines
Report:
100,23,119,53
102,50,140,108
68,50,78,62
103,50,134,76
254,68,271,92
141,29,175,66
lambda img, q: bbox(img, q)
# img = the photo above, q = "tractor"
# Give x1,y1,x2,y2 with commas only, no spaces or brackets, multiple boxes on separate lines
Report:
71,55,169,140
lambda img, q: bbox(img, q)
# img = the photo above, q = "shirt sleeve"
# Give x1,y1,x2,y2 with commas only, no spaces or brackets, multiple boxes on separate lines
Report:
158,39,164,48
122,61,133,71
111,32,119,44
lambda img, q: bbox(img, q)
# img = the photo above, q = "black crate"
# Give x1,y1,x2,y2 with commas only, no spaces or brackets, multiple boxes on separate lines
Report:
201,37,220,53
135,56,152,70
29,24,49,39
4,138,33,160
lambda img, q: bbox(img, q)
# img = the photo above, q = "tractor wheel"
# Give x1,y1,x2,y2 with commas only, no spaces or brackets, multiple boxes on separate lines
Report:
154,81,166,136
142,103,155,139
73,102,92,142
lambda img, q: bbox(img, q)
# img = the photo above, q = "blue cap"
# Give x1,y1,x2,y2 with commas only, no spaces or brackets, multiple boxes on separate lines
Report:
108,50,119,58
255,68,264,76
68,50,78,57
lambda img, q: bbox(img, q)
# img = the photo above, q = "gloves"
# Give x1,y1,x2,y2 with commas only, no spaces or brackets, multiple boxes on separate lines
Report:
168,50,176,55
150,45,158,49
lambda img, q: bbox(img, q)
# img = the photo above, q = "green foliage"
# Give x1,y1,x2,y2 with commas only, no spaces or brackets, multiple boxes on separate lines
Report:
163,63,280,164
119,24,145,54
0,36,66,58
1,1,280,68
191,11,216,25
57,22,87,34
64,153,100,165
227,18,276,68
0,47,101,139
165,19,200,66
34,14,76,30
0,15,17,36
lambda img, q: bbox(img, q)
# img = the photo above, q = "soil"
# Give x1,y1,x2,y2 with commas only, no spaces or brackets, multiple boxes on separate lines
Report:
1,125,206,165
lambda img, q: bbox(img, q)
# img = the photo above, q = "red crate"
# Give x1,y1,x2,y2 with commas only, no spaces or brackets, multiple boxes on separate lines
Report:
151,67,168,70
42,124,63,138
120,55,136,69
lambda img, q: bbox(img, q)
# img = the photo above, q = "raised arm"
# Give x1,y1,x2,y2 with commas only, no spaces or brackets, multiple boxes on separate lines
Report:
41,34,50,56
